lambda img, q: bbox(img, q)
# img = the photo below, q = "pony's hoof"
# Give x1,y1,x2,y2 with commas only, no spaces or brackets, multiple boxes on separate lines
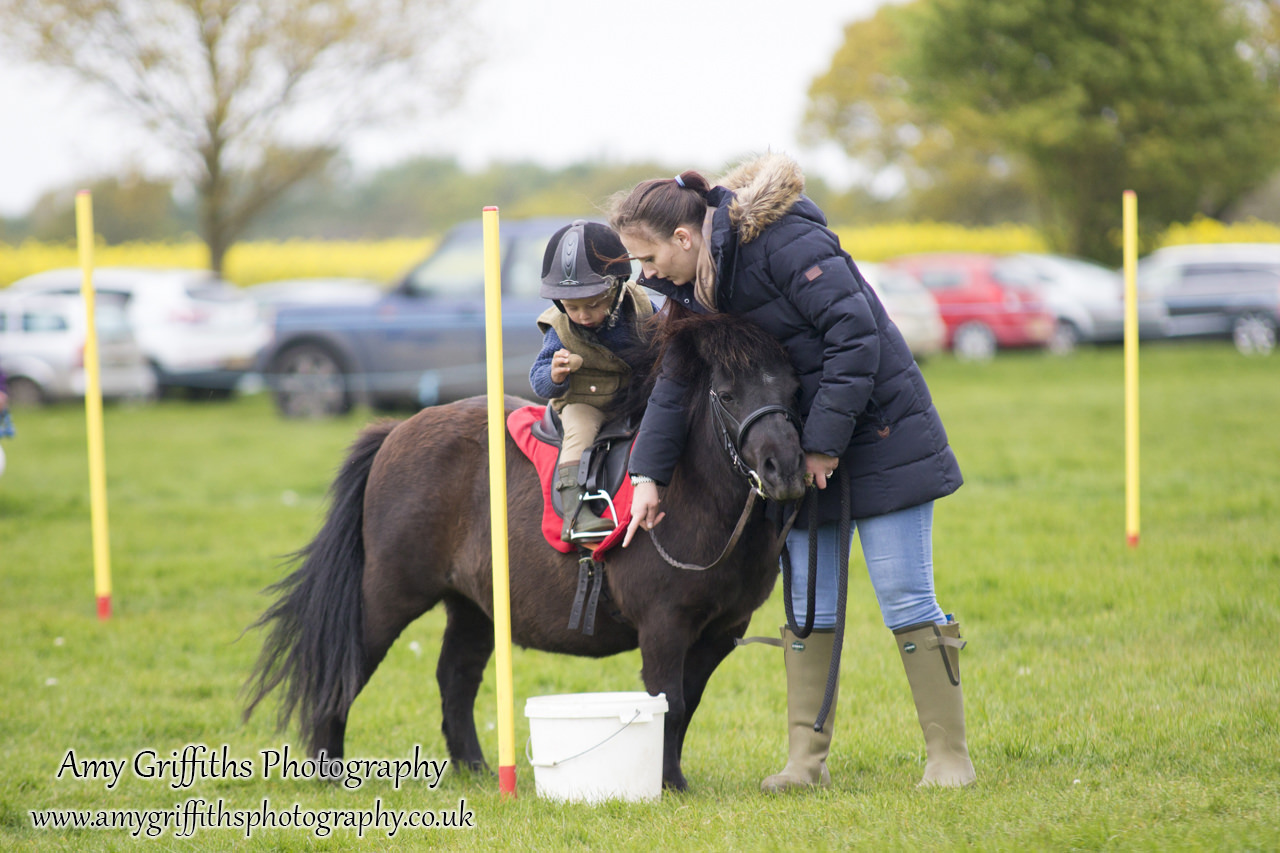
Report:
661,774,688,793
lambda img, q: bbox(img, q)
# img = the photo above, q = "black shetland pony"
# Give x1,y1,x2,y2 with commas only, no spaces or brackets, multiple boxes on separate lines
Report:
243,313,806,791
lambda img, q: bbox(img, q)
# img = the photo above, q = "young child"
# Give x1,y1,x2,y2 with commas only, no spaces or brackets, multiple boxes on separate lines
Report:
529,220,654,541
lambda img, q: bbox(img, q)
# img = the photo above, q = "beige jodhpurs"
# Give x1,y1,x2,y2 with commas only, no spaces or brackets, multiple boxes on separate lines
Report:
558,402,607,468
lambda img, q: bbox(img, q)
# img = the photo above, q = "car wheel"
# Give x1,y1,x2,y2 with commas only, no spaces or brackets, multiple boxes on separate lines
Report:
1048,320,1080,356
270,344,352,418
952,322,998,361
1232,313,1276,356
7,376,44,407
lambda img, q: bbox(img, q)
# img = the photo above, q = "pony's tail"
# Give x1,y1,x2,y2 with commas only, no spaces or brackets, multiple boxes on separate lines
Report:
241,420,397,754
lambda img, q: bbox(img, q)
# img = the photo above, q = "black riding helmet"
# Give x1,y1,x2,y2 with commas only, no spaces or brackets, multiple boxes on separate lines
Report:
540,220,633,303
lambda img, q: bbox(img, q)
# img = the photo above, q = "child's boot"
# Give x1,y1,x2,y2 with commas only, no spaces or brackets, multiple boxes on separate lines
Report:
555,462,612,542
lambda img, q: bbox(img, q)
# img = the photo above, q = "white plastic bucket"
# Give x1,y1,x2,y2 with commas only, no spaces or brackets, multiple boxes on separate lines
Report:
524,691,667,803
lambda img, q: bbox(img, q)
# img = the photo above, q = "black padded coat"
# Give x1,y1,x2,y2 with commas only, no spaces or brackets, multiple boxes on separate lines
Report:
628,154,962,523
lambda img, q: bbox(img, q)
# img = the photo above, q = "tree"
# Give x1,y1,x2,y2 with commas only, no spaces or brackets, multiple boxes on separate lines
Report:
25,173,192,243
803,2,1040,226
0,0,474,272
901,0,1280,260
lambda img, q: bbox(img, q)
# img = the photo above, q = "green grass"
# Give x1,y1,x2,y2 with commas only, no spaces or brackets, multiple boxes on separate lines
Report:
1,341,1277,851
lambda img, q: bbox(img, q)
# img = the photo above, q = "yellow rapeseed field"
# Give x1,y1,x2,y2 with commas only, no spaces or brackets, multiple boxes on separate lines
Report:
833,221,1049,260
1159,215,1280,247
0,237,436,288
1,219,1276,288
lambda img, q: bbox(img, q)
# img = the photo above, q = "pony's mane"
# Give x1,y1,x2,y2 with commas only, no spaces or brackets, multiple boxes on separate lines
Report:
661,312,789,382
609,308,792,422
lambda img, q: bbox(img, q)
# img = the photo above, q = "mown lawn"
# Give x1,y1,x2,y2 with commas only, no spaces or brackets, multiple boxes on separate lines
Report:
1,341,1276,851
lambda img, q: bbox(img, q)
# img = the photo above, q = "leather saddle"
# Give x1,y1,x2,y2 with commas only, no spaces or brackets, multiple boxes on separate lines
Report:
531,405,638,521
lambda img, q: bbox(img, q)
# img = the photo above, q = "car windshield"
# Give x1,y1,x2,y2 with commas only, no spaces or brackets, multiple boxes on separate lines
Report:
871,267,921,295
992,258,1041,288
916,269,967,291
505,236,548,299
185,280,247,303
403,240,485,298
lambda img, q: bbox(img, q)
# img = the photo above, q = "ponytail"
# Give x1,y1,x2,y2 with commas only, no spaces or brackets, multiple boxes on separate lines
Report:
673,170,711,198
609,170,711,239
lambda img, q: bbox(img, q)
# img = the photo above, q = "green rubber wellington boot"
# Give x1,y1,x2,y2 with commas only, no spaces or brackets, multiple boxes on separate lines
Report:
894,618,976,787
761,627,839,793
555,462,612,542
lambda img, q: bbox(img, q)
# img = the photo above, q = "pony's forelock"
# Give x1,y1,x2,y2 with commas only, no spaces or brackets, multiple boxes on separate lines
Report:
608,311,792,423
665,314,789,383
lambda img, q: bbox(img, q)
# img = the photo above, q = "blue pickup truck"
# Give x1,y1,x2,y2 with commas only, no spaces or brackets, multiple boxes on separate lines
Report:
256,217,584,417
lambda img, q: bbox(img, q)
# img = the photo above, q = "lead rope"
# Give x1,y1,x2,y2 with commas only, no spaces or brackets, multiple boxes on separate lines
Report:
779,468,851,733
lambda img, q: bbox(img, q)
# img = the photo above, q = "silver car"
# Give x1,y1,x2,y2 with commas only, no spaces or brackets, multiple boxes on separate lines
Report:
1137,243,1280,355
1011,253,1168,352
0,291,157,405
8,267,272,396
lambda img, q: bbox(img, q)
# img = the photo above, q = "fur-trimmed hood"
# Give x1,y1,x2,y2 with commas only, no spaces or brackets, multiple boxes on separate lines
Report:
717,153,807,244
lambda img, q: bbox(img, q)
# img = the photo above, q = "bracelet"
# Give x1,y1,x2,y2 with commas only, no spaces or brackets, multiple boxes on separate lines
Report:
629,474,656,486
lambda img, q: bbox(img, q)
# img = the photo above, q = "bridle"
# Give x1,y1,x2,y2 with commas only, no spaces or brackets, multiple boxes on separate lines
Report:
648,387,804,572
708,388,798,497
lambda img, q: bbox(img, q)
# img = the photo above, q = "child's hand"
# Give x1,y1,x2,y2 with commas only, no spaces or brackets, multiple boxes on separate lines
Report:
550,349,583,384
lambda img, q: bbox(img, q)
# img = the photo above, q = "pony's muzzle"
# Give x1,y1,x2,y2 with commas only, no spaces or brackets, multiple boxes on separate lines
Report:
757,445,807,502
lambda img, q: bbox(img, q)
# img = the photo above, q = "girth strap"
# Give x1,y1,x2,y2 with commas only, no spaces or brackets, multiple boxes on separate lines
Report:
567,554,606,636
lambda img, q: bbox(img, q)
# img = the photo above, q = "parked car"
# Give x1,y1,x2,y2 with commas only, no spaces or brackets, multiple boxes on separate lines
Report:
882,253,1056,360
856,261,946,361
1011,253,1168,351
7,267,272,396
1137,243,1280,355
0,290,156,406
256,217,595,417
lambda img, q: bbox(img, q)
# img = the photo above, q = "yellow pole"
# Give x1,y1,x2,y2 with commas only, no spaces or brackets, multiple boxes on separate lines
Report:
482,206,517,797
75,190,113,618
1123,190,1140,548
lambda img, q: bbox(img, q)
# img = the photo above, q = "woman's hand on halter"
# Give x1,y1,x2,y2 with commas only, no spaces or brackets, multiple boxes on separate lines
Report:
623,481,664,547
805,452,839,490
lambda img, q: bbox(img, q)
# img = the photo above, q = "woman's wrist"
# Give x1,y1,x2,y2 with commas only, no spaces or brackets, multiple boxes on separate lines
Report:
629,474,657,486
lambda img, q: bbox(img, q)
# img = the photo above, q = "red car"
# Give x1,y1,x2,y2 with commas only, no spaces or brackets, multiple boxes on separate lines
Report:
883,253,1056,360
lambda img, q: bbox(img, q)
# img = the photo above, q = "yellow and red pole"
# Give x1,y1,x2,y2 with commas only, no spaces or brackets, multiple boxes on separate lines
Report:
482,206,517,797
75,190,113,618
1122,190,1140,548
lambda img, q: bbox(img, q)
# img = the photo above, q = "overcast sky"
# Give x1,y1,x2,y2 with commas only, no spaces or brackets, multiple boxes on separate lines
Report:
0,0,891,217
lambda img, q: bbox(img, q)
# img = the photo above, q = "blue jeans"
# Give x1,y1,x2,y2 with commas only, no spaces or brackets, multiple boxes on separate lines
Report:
783,501,947,632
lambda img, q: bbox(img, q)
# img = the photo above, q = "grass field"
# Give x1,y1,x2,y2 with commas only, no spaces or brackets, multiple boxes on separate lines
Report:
1,341,1277,851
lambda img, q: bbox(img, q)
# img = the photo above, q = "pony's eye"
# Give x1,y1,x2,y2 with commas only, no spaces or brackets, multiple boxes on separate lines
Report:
718,391,735,403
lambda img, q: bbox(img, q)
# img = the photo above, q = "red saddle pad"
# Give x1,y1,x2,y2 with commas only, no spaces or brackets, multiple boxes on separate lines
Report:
506,405,633,559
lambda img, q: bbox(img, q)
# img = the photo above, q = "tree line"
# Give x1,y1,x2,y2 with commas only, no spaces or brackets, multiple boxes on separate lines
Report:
0,156,865,246
1,0,1277,267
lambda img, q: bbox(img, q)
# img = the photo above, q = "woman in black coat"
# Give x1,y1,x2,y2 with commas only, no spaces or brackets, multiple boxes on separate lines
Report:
611,153,975,791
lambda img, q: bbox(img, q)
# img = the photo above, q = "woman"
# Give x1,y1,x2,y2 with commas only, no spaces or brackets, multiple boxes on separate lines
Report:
611,153,975,791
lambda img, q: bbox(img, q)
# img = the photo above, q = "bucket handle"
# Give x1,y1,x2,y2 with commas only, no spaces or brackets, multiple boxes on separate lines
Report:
526,708,645,768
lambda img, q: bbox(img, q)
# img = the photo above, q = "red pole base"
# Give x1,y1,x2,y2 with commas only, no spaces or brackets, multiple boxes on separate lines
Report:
498,764,516,798
96,595,112,620
1126,533,1139,548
